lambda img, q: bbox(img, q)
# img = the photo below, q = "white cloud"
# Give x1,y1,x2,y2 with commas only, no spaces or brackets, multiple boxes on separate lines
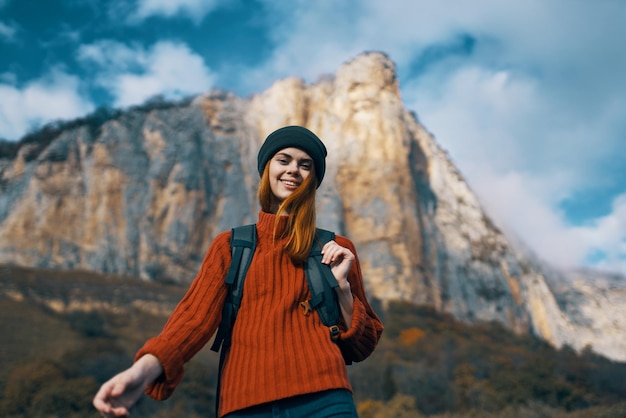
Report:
0,72,16,84
405,67,537,172
239,1,376,91
78,40,147,72
2,0,623,274
574,194,626,274
470,170,590,271
78,40,215,108
467,167,626,277
0,69,94,140
0,21,17,42
247,0,626,274
132,0,220,24
404,62,626,273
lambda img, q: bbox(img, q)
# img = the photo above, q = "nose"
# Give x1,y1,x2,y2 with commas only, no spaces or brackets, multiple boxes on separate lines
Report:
285,161,300,174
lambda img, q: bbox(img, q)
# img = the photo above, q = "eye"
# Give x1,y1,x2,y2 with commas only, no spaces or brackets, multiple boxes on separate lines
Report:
300,162,312,170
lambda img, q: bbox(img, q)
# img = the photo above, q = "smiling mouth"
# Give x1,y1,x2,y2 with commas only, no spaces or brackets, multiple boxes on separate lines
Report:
281,180,299,187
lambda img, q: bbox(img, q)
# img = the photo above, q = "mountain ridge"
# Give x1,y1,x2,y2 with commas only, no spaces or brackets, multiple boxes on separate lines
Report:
0,51,623,362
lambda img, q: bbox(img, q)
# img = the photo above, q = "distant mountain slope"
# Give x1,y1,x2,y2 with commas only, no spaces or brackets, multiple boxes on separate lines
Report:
0,52,623,362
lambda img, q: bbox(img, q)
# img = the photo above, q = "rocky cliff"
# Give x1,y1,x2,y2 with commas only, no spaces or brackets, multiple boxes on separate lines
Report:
0,52,623,362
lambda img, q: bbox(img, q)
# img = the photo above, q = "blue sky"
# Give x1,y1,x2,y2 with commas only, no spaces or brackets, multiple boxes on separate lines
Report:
1,0,625,276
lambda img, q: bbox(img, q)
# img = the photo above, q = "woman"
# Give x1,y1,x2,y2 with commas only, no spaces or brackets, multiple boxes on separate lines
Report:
93,125,384,417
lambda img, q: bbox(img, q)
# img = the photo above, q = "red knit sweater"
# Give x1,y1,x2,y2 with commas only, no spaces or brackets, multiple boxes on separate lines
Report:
136,211,383,417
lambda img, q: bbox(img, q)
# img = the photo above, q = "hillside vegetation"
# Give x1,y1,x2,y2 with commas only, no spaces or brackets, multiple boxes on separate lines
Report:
0,265,624,418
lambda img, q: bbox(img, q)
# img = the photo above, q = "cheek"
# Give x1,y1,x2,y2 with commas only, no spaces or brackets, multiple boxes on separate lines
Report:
267,165,282,193
267,162,280,178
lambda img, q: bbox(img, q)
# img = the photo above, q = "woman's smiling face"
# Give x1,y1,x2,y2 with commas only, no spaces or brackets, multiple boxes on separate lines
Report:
268,147,313,206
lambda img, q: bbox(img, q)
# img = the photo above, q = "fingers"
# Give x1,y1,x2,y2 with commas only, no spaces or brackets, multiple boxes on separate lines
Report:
98,407,130,418
94,396,130,418
321,241,354,265
93,379,131,417
107,405,131,417
93,381,115,411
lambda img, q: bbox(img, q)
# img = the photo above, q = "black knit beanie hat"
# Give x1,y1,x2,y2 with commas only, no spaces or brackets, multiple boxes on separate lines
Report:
257,125,327,188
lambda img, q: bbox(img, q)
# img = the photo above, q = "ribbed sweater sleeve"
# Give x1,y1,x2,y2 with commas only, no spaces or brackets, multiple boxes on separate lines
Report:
135,231,232,400
334,236,384,363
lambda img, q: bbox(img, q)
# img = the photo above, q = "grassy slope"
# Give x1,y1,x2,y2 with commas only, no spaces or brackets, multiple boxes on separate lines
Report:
0,264,217,417
1,265,624,418
0,298,81,384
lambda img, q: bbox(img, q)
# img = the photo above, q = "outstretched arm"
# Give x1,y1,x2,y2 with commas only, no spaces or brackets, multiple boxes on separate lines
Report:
93,354,163,417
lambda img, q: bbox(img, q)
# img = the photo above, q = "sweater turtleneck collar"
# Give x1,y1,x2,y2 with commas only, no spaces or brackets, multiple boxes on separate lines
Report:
256,210,289,238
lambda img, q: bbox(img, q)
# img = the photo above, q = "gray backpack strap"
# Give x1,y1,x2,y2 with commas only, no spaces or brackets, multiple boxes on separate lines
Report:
303,228,341,341
210,224,256,353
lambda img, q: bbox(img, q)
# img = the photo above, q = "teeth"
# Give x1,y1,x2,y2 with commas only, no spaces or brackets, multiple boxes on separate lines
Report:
282,180,298,186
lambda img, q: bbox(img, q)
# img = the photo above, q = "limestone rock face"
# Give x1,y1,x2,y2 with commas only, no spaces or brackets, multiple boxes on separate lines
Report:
0,52,623,362
1,96,257,282
548,269,626,361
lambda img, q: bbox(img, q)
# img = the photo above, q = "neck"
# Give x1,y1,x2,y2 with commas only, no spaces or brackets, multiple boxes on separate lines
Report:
257,211,289,238
271,198,289,215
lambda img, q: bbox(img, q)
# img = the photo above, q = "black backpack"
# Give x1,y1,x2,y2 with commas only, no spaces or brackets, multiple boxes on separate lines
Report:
209,224,343,415
211,224,341,353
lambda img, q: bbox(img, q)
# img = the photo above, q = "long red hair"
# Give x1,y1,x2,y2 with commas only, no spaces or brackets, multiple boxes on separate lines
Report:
258,164,318,263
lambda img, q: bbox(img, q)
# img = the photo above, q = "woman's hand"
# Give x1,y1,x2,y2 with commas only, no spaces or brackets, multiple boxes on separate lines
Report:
93,354,163,417
321,240,354,289
321,240,355,325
